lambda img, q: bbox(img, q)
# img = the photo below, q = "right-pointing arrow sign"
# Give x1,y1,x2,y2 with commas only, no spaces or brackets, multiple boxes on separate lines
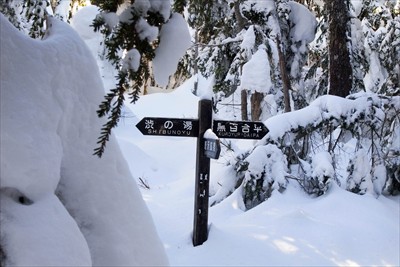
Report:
213,120,269,140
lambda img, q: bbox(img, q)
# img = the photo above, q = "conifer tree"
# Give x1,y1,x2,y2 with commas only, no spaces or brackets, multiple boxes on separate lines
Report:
92,0,171,157
187,0,234,95
190,0,317,118
1,0,51,38
356,0,400,95
0,0,21,29
1,0,73,37
23,0,50,38
208,0,400,208
326,0,353,97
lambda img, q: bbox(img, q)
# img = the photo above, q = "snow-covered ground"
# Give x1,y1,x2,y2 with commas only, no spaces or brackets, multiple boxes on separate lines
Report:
115,77,400,266
1,5,399,267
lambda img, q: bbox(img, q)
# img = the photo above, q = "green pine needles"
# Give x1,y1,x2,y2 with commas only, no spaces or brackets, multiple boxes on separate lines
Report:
92,0,166,157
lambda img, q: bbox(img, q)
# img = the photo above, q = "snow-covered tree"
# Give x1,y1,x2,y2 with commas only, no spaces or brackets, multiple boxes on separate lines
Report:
91,0,166,156
357,1,400,95
1,0,86,38
187,1,316,121
0,0,49,37
0,0,21,29
1,0,191,157
307,0,399,99
91,0,191,156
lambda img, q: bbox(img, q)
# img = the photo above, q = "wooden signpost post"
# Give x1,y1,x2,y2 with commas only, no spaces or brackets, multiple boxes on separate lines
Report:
192,99,213,246
136,99,269,246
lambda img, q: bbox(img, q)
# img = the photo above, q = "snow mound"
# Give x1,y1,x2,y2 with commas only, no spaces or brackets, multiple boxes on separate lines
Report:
0,14,168,266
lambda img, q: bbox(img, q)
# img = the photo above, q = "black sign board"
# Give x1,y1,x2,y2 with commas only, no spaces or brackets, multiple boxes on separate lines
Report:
136,117,199,137
204,138,221,159
213,120,269,140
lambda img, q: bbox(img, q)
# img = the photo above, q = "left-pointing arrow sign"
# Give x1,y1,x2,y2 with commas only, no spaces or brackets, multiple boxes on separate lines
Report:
136,117,199,137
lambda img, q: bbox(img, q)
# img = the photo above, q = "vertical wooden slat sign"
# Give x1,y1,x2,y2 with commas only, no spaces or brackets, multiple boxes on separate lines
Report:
192,99,212,246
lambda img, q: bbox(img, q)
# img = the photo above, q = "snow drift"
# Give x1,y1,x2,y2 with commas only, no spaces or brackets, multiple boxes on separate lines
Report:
0,14,168,266
114,78,400,267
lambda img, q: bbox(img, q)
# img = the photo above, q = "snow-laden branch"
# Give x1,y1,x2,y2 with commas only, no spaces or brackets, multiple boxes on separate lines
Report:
190,34,244,49
211,93,399,209
261,94,400,146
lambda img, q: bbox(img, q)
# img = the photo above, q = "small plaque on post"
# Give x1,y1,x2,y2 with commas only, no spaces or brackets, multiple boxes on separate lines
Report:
204,138,221,159
203,129,221,159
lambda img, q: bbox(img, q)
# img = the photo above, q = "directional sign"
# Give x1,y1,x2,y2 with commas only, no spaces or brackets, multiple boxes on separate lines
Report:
204,138,221,159
213,120,269,140
136,117,199,137
136,102,271,247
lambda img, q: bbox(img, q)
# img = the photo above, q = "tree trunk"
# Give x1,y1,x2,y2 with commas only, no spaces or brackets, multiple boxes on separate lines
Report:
250,91,263,121
193,29,199,95
277,37,292,112
326,0,353,97
234,0,246,31
241,90,248,121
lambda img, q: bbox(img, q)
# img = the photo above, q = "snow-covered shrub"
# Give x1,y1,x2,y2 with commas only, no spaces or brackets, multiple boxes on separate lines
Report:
213,93,400,209
242,144,288,209
346,148,374,195
209,146,250,207
0,1,21,30
382,113,400,195
384,165,400,195
301,151,334,196
294,94,399,197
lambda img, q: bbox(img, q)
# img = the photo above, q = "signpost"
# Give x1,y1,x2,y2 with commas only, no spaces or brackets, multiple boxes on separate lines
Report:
136,99,269,247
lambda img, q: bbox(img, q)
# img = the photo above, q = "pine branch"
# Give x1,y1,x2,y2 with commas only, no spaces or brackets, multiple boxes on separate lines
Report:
92,2,168,156
94,72,127,157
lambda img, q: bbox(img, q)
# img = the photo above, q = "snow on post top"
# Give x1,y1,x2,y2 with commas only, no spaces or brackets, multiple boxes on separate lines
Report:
204,129,219,140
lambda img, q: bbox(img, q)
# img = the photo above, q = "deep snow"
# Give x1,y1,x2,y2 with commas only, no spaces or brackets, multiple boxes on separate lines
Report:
0,3,399,267
0,13,168,266
115,76,400,267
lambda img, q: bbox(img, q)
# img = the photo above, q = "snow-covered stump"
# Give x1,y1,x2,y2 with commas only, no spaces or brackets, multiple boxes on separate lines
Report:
0,14,168,266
